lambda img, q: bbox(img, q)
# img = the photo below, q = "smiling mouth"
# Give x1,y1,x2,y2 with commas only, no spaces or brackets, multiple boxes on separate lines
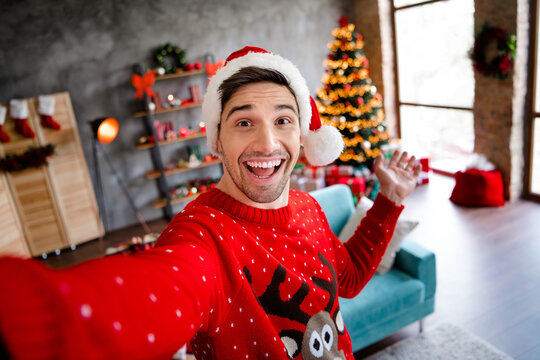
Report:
244,159,284,179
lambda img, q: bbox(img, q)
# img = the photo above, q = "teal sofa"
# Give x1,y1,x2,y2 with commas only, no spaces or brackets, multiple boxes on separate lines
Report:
310,184,436,352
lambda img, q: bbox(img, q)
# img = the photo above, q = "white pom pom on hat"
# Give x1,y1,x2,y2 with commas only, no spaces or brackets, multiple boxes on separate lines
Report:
202,46,343,166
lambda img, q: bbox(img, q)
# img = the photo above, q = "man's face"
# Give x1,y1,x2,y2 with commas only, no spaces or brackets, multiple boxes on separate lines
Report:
217,81,301,208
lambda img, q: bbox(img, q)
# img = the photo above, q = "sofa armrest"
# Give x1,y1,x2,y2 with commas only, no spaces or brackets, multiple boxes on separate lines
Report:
393,239,436,299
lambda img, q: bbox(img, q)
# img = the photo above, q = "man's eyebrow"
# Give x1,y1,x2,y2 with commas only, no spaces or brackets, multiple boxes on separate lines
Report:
276,104,298,116
225,104,252,121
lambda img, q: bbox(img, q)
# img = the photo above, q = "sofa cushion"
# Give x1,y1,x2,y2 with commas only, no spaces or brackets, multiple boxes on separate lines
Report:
339,269,425,333
338,197,419,274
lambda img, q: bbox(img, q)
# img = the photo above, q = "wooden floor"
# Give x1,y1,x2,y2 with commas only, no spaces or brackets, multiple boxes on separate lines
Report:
355,173,540,359
43,174,540,359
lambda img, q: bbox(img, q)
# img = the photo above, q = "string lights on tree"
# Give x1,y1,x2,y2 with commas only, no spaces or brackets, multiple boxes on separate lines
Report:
316,16,390,166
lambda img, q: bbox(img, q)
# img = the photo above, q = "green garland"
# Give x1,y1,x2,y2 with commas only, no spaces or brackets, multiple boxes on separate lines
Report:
0,144,55,173
154,43,187,74
470,23,516,79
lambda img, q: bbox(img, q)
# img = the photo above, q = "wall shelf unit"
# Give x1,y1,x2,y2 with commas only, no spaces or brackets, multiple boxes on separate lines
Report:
136,131,207,150
146,159,222,180
133,64,221,220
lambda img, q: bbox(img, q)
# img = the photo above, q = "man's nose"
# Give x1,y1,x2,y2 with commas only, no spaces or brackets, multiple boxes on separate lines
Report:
253,122,280,153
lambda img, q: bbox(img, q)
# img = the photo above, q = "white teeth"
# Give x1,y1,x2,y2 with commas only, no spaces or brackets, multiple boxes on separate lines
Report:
247,160,282,168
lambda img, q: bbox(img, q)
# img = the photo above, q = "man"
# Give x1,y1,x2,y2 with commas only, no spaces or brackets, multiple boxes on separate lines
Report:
0,47,421,359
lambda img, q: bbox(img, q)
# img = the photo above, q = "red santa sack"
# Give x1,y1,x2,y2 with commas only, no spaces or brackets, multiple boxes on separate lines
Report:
450,168,505,207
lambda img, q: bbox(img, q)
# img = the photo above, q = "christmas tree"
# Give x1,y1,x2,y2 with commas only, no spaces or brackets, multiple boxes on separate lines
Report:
316,16,390,167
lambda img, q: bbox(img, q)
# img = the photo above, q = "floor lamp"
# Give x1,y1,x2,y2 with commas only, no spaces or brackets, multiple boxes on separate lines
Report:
90,117,151,238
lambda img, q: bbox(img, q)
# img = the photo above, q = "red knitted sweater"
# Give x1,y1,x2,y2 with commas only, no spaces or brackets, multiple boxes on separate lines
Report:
0,189,402,360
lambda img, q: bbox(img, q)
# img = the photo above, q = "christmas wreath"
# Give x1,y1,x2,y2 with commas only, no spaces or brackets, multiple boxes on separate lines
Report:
0,144,55,173
470,24,516,79
154,43,187,74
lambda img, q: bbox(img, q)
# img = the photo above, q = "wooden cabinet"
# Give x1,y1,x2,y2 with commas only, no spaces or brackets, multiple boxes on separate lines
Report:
0,92,104,257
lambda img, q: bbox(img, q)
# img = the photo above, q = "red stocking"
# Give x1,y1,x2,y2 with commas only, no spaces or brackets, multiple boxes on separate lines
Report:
0,106,9,143
14,119,35,138
10,99,35,139
41,115,61,130
39,95,61,130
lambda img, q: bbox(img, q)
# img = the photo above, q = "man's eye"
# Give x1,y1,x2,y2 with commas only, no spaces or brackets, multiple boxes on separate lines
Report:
276,118,291,125
236,120,251,127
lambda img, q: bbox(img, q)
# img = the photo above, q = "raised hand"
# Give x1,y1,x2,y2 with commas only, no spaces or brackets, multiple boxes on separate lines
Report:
374,151,422,206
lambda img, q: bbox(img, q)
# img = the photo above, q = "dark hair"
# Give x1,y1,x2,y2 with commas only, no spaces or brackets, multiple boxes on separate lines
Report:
218,66,296,111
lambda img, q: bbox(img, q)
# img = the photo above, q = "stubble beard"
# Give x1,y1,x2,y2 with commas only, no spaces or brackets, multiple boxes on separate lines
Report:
221,149,296,204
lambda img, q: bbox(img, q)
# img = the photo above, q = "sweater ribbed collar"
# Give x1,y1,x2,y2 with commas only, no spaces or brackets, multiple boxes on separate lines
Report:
195,188,292,227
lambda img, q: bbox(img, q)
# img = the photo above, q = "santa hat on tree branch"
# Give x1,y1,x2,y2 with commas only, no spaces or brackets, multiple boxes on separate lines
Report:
203,46,343,166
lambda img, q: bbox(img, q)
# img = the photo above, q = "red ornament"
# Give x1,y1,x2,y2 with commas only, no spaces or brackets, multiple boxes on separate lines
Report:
179,127,189,138
339,16,349,28
356,98,364,106
327,53,335,60
343,54,349,60
184,63,195,71
344,84,351,91
194,61,202,69
341,39,348,47
356,34,363,41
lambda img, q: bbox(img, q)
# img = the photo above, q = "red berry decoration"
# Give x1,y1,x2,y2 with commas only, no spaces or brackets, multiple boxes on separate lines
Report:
194,61,202,69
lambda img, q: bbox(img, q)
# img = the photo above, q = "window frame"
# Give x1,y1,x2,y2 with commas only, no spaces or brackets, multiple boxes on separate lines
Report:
390,0,475,173
524,0,540,200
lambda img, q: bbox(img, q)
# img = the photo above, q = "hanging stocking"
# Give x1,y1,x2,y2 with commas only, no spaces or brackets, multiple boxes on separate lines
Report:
0,105,10,143
9,99,35,138
38,95,61,130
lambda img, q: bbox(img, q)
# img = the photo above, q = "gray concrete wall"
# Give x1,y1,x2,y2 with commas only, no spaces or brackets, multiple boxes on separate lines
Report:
0,0,353,230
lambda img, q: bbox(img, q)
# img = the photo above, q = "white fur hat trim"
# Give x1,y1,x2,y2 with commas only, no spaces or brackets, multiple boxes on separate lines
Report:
9,99,28,119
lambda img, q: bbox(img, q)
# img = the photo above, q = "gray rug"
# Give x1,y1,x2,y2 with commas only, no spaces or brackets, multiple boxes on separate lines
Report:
365,323,513,360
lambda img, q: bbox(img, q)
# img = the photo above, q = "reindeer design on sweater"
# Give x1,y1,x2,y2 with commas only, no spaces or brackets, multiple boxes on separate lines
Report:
243,252,346,359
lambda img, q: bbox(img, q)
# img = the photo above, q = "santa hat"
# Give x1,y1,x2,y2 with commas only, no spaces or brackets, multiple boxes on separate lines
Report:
203,46,343,166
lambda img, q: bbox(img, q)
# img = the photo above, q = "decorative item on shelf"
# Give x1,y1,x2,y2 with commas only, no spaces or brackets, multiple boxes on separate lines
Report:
186,144,202,168
153,91,164,110
89,117,151,234
0,105,10,143
167,93,181,107
38,95,61,130
189,85,202,103
154,43,187,74
469,23,516,79
199,121,206,133
9,99,35,138
131,70,156,100
179,127,190,138
138,135,155,146
204,53,224,80
154,120,165,141
0,144,55,173
170,177,219,200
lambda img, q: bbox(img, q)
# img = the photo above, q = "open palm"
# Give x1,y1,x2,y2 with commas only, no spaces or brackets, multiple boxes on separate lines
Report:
374,151,422,205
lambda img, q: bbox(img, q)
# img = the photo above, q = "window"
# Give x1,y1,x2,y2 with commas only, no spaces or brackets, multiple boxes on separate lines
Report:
526,0,540,198
392,0,475,172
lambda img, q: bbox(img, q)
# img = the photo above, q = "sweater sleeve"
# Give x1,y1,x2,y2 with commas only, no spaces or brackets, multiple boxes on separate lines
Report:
0,222,222,360
333,193,403,298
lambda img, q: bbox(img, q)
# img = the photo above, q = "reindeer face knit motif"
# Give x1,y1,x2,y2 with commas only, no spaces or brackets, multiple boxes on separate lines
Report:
244,252,346,359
